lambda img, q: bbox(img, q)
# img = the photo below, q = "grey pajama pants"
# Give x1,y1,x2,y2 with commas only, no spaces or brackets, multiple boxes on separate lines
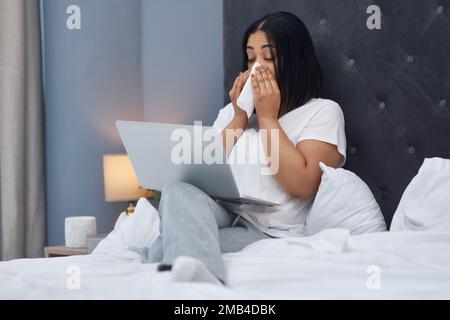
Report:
139,181,272,282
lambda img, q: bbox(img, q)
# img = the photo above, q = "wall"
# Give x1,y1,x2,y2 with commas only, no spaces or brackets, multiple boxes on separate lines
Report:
141,0,223,125
42,0,143,245
42,0,224,245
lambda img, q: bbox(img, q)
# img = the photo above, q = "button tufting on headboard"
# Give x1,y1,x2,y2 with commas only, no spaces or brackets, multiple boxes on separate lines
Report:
406,55,415,63
223,0,450,228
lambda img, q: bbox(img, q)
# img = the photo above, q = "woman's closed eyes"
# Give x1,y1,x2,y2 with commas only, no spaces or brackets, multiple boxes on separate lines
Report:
248,58,274,63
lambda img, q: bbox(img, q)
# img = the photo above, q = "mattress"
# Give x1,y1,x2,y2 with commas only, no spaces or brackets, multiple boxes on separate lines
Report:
1,228,449,299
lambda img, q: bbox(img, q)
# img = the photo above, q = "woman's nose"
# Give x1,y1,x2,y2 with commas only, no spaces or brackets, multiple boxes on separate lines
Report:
253,60,265,70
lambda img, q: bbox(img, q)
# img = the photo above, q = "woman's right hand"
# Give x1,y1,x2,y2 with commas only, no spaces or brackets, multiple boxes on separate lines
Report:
229,70,250,118
220,70,250,157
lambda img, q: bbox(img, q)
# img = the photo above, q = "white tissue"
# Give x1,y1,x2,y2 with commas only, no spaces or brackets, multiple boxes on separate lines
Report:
91,197,160,262
236,61,261,118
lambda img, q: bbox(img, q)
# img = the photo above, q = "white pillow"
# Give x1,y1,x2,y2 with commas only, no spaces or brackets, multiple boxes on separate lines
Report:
390,157,450,232
305,162,387,236
92,197,160,258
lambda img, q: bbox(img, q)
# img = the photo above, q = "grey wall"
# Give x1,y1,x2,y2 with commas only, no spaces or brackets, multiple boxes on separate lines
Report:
141,0,223,125
43,0,143,245
42,0,224,245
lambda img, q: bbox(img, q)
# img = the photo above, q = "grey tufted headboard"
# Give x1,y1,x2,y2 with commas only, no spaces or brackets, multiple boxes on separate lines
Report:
223,0,450,228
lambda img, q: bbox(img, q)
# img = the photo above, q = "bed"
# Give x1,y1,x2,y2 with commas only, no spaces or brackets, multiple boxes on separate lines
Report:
1,229,449,299
1,0,449,299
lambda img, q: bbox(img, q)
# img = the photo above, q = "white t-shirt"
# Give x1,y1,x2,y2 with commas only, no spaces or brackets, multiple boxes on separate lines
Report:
212,97,347,238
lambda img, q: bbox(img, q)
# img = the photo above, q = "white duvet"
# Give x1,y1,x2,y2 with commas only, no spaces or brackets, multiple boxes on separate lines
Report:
1,228,449,299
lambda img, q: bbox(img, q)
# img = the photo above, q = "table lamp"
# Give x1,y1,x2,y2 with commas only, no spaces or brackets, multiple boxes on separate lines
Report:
103,154,154,215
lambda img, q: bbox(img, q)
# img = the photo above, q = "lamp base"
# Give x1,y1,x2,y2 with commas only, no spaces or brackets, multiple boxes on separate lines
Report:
126,201,136,215
125,188,157,215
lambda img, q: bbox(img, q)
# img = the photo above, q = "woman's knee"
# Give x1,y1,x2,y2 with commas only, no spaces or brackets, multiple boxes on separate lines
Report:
159,182,202,211
159,181,226,222
161,182,196,200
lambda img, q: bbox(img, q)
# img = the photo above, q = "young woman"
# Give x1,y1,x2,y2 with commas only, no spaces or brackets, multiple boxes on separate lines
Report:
144,11,346,285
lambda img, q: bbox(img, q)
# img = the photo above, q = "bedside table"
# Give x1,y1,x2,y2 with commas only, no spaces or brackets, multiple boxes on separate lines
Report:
87,233,107,254
44,246,88,258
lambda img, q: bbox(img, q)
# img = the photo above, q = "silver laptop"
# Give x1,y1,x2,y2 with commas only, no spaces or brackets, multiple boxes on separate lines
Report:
116,120,280,206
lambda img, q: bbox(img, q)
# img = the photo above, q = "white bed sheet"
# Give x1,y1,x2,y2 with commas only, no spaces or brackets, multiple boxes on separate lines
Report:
1,229,449,299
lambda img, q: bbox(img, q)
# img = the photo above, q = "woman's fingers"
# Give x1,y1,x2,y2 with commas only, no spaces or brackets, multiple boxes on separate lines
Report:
251,66,280,99
264,68,279,93
238,70,250,95
230,70,252,105
251,73,260,95
256,67,268,94
260,67,273,93
239,70,250,90
230,72,243,97
242,69,250,80
255,67,266,93
231,73,240,90
237,73,243,91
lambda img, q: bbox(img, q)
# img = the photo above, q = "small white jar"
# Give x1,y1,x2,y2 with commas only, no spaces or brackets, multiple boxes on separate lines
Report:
65,216,97,248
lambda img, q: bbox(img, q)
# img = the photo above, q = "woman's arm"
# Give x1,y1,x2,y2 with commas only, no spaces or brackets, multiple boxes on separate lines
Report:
220,70,250,157
220,105,248,157
252,65,342,198
258,117,342,198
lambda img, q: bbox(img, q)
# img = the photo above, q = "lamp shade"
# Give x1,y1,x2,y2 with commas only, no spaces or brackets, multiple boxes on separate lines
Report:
103,154,149,202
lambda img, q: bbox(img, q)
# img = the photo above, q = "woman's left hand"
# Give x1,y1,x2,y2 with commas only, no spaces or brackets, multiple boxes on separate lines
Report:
251,65,281,121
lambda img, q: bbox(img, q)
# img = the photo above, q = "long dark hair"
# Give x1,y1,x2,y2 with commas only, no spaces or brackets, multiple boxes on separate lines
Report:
242,11,322,118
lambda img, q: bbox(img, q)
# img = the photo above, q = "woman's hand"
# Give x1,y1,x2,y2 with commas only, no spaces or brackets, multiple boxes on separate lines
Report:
251,65,281,122
229,70,251,119
220,70,251,157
